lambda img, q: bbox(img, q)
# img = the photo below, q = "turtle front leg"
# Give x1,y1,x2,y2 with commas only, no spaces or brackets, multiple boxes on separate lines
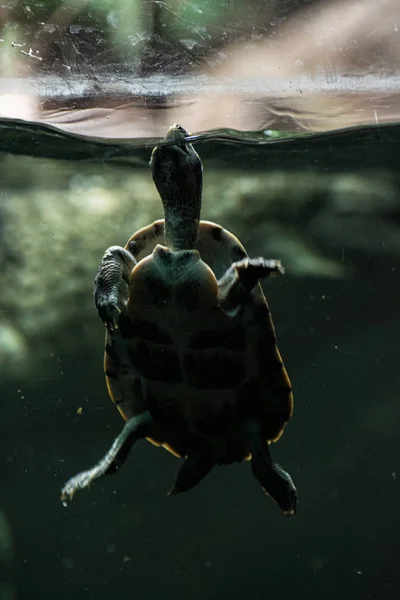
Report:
61,410,154,505
246,420,297,515
217,257,284,316
94,246,137,329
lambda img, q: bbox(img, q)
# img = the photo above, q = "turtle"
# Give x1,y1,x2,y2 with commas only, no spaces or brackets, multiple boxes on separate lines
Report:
61,124,297,515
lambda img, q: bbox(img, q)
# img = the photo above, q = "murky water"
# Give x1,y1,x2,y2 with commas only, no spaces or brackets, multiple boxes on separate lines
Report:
1,119,399,600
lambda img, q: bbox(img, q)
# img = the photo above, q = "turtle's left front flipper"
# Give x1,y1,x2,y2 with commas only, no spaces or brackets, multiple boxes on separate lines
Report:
217,257,284,316
94,246,137,329
60,410,153,505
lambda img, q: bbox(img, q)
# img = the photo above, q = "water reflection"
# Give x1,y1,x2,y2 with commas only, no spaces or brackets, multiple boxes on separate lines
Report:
0,0,400,136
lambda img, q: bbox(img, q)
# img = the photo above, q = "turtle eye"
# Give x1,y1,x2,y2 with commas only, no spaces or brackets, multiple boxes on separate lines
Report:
172,123,188,136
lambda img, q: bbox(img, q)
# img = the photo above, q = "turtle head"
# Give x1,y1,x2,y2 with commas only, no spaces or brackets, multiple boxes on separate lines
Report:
151,124,203,251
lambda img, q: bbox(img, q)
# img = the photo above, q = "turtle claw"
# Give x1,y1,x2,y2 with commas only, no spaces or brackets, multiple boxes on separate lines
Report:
234,257,285,285
95,295,121,330
60,485,75,507
104,305,121,331
60,467,98,505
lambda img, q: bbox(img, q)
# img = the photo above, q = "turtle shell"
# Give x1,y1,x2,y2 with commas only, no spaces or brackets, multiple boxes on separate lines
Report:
103,219,293,464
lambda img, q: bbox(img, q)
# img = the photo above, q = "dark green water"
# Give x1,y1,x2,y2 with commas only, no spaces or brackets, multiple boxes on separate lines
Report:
1,119,399,600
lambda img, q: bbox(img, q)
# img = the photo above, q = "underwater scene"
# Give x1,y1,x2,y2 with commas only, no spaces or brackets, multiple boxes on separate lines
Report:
1,1,400,599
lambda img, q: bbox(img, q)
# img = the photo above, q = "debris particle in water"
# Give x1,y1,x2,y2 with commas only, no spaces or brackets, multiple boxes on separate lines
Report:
20,48,42,61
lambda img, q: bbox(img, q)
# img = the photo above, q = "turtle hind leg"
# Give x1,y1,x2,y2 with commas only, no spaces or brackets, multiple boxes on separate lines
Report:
168,453,214,496
218,257,284,316
247,421,297,515
61,410,153,505
252,454,297,516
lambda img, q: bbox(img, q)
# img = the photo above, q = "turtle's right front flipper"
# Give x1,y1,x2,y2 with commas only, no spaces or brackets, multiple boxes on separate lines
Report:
217,257,284,317
94,246,137,329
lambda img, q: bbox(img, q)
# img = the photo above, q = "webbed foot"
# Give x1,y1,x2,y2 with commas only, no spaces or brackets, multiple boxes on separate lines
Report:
247,420,297,515
235,257,284,284
218,257,284,316
61,411,153,505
